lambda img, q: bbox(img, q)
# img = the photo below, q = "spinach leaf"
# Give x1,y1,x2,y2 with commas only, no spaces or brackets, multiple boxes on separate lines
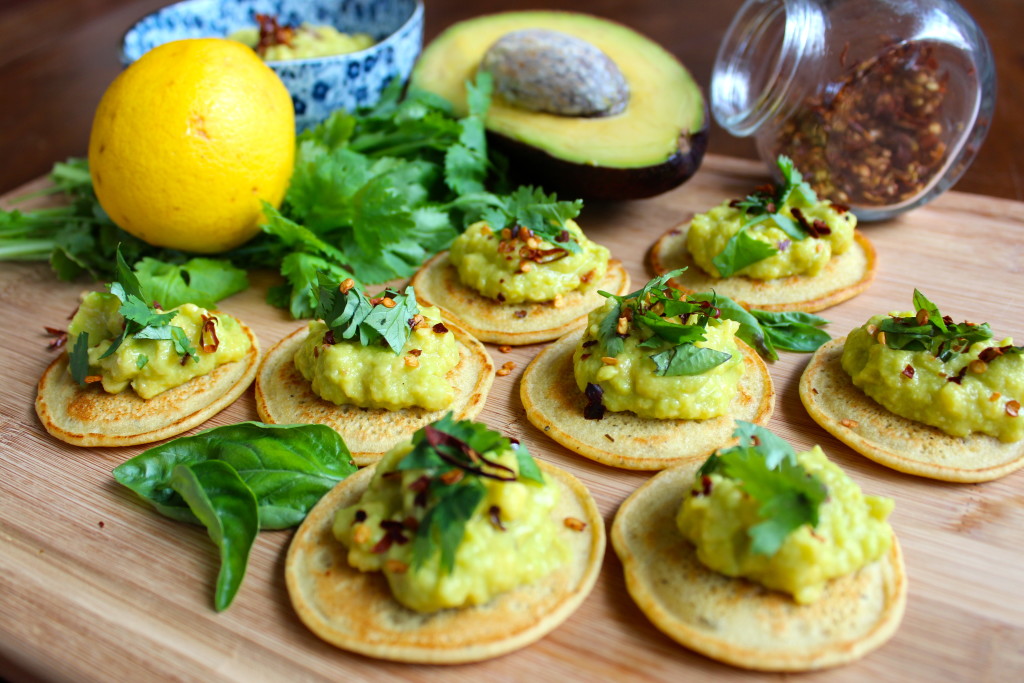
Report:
712,229,778,278
170,460,259,612
113,422,356,529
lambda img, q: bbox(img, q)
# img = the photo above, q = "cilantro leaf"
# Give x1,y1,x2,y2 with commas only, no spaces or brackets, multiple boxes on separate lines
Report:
733,420,796,469
597,299,625,357
413,480,485,573
876,291,993,359
313,275,418,353
912,288,948,333
649,344,731,376
712,229,778,277
775,155,818,206
68,332,91,386
134,257,248,309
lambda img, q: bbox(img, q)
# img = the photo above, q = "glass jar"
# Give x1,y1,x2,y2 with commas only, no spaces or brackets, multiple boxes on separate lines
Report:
711,0,995,220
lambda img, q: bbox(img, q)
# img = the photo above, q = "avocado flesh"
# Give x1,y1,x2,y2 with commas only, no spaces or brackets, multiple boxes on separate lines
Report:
410,11,707,198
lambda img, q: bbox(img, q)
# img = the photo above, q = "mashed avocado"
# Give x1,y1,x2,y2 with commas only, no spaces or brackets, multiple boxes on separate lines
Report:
230,22,374,61
294,304,459,411
334,421,568,613
842,313,1024,442
678,444,893,604
574,296,743,419
449,220,609,304
66,292,250,399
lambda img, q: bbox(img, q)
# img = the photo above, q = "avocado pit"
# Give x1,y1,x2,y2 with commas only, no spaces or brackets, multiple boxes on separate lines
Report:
481,29,629,117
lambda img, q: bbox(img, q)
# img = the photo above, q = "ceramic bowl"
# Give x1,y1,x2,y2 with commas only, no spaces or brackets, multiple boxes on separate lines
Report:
121,0,423,129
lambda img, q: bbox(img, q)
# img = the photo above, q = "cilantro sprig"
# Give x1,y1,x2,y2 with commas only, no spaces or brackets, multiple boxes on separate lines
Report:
312,274,420,354
595,270,731,376
697,422,828,556
455,185,583,253
876,290,993,361
712,155,823,277
68,248,198,386
395,415,543,573
692,292,831,361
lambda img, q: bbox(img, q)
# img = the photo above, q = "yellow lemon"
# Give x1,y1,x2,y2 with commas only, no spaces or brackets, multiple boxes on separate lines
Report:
88,38,295,254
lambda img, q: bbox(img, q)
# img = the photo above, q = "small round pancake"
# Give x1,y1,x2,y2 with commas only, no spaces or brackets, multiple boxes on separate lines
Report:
410,252,631,345
255,321,494,466
611,464,907,672
34,317,260,447
521,326,775,470
286,459,605,664
649,224,877,312
800,338,1024,482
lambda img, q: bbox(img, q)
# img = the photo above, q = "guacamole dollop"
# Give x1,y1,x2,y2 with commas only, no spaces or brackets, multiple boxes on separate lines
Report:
334,426,567,613
230,23,374,61
574,297,743,419
66,292,250,399
678,445,894,604
294,304,459,411
842,314,1023,442
686,195,855,280
449,219,609,304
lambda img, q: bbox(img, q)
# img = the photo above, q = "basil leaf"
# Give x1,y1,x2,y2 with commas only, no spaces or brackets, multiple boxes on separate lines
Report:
170,461,259,611
712,229,778,278
912,288,948,333
636,311,707,345
135,354,148,370
112,422,355,529
693,292,775,361
763,323,832,353
514,443,544,485
650,344,731,376
768,212,805,240
68,332,91,386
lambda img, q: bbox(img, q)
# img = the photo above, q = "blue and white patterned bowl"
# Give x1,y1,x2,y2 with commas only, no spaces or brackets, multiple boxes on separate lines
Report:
121,0,423,130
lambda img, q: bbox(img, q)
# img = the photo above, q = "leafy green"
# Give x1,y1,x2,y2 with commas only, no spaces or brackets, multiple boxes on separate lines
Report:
169,460,259,612
457,185,583,253
312,275,419,353
650,344,732,376
112,421,356,529
134,257,248,309
68,333,91,386
697,422,827,555
712,229,778,278
876,290,992,361
693,292,830,361
396,415,544,573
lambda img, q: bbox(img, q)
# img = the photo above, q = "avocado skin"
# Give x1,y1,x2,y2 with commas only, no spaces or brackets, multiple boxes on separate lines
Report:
493,123,708,201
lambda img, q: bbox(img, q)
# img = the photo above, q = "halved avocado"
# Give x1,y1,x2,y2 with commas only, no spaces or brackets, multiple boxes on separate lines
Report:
410,11,708,200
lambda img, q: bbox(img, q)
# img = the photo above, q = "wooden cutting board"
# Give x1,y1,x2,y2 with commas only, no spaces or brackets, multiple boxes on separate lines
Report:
1,155,1021,681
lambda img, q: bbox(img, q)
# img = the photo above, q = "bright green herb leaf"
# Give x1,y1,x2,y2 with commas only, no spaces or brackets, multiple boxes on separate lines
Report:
712,229,778,278
134,257,248,309
912,288,948,333
649,344,731,376
135,354,148,370
68,332,90,386
169,460,259,611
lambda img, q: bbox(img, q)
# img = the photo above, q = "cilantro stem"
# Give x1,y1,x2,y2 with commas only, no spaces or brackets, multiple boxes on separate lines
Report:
0,239,54,260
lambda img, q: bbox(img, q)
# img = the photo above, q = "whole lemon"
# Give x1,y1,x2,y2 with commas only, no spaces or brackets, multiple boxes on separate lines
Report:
88,39,295,254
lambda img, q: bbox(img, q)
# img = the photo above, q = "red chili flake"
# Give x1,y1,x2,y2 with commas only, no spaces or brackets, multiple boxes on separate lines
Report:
810,219,832,237
67,305,79,320
701,475,713,496
407,475,430,493
255,14,295,55
354,510,368,523
409,348,422,357
200,315,220,354
519,246,569,264
432,322,449,334
323,329,337,345
751,435,761,446
1007,401,1020,418
488,505,506,531
403,516,419,532
902,364,915,379
832,203,850,214
98,521,105,529
497,240,515,254
44,327,68,351
440,469,464,485
580,353,591,361
152,301,163,310
84,375,103,384
179,353,190,366
947,366,968,385
811,387,819,394
496,293,506,303
584,382,605,420
514,310,527,319
791,207,812,232
978,346,1008,363
555,229,570,243
371,520,409,554
580,270,594,283
582,339,598,348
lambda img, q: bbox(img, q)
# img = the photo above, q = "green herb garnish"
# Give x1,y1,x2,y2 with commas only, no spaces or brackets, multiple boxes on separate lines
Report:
462,185,583,253
312,274,420,354
695,292,831,361
713,155,825,277
876,290,993,361
396,415,543,573
596,270,731,376
697,422,828,556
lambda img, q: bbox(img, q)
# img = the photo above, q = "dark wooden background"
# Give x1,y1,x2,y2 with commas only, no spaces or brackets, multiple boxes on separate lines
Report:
1,0,1021,200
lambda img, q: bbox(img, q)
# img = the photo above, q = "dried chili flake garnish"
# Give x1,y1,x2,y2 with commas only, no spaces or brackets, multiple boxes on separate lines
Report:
255,14,296,56
583,382,605,420
44,327,68,351
179,353,190,366
200,315,220,354
564,517,587,532
1007,401,1020,418
496,293,506,303
408,475,430,493
440,468,464,485
947,366,968,385
488,505,506,531
409,348,422,357
385,559,409,574
902,364,915,379
514,310,527,319
498,345,512,353
323,329,337,345
432,322,449,334
582,339,598,348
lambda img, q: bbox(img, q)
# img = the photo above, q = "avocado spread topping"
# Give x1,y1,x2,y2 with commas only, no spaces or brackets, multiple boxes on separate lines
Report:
677,422,894,604
687,156,856,279
449,217,609,304
334,415,567,613
230,14,374,61
294,279,459,411
573,271,743,419
65,252,250,399
842,290,1023,442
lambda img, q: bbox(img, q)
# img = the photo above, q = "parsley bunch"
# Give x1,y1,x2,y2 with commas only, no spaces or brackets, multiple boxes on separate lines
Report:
876,290,994,361
394,415,544,573
596,270,732,376
713,155,824,277
697,422,828,555
312,274,419,354
68,248,198,385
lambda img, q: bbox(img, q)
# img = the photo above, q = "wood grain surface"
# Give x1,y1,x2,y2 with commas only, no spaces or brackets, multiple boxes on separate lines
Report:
1,155,1022,681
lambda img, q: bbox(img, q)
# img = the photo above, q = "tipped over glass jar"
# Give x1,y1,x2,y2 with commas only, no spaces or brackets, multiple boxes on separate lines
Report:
712,0,995,220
